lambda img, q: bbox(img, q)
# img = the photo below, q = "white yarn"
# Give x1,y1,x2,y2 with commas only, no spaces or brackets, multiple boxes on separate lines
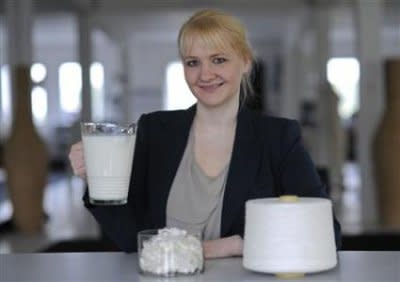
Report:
243,197,337,274
139,228,203,275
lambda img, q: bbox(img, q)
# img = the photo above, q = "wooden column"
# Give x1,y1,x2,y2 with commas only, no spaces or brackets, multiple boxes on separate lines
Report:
373,59,400,228
4,0,48,233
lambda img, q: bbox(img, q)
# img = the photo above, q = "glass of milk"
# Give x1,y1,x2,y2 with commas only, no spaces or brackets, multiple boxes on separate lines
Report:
81,122,136,205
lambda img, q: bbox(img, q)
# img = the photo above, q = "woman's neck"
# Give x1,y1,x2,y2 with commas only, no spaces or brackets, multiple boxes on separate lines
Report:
195,97,239,128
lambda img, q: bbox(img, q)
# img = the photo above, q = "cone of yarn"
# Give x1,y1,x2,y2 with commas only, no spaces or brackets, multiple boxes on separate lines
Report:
243,196,337,276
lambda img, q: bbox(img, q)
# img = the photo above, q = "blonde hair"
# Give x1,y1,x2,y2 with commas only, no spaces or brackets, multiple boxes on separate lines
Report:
178,9,254,103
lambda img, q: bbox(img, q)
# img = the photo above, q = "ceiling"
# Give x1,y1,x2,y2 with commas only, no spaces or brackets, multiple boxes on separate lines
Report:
1,0,308,13
1,0,399,14
0,0,398,48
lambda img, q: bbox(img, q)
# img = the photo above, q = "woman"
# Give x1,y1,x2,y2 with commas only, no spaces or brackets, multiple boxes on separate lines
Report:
69,9,341,258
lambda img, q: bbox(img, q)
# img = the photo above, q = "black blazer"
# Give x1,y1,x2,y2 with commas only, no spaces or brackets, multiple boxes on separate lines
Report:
84,105,341,252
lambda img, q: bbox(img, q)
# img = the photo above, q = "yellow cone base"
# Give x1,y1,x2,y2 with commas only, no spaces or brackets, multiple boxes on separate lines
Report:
275,272,305,279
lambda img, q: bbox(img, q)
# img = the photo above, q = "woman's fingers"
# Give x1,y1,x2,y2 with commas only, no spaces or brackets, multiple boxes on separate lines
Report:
69,141,87,179
202,235,243,259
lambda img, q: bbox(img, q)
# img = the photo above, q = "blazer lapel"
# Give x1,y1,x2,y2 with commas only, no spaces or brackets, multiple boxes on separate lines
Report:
221,108,260,236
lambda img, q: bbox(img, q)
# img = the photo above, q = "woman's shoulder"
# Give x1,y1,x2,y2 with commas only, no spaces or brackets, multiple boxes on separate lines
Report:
244,108,300,133
243,109,303,156
142,109,186,120
143,105,193,118
138,106,195,129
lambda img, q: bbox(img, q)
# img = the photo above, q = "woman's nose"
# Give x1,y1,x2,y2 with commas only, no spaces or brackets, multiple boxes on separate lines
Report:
199,63,215,81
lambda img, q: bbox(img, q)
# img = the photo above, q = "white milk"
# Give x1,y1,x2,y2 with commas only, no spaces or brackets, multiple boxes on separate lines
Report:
82,135,136,202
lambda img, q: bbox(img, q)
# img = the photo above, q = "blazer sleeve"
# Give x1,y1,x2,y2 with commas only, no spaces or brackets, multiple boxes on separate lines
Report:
83,114,149,252
276,120,342,250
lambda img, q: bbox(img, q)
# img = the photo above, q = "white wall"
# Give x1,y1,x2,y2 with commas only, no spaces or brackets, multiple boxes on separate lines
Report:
128,35,178,122
92,29,122,123
31,14,124,157
329,5,400,58
92,4,399,125
32,14,77,156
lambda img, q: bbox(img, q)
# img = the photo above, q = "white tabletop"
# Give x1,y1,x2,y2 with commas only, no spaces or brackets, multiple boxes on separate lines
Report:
1,251,399,281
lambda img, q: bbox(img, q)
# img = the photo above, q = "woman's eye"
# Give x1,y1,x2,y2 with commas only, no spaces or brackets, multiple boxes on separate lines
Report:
185,60,198,67
213,57,227,64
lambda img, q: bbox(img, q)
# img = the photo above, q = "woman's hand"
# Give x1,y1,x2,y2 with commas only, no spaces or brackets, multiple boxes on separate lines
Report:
202,235,243,259
68,141,87,180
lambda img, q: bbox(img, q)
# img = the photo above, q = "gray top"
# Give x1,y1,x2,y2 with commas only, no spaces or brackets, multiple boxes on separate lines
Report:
167,129,228,240
1,252,399,281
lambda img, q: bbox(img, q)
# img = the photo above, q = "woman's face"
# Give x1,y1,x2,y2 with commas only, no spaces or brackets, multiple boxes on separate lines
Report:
182,35,250,109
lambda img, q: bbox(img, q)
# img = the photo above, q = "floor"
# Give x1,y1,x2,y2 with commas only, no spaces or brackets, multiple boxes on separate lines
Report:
0,163,363,254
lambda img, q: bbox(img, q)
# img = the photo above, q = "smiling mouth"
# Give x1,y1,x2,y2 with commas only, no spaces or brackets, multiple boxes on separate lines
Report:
199,82,224,91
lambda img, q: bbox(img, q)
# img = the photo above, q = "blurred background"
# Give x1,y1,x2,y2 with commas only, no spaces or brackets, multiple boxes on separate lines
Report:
0,0,399,253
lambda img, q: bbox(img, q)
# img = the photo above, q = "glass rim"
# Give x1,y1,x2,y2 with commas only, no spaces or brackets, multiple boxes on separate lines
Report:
80,121,137,135
137,228,202,239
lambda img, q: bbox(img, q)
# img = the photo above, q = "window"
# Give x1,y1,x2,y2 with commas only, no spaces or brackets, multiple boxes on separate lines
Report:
31,63,47,83
164,61,196,110
31,86,47,123
30,63,48,124
90,62,104,121
327,58,360,120
59,62,105,120
0,64,48,131
1,65,11,137
59,62,82,114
